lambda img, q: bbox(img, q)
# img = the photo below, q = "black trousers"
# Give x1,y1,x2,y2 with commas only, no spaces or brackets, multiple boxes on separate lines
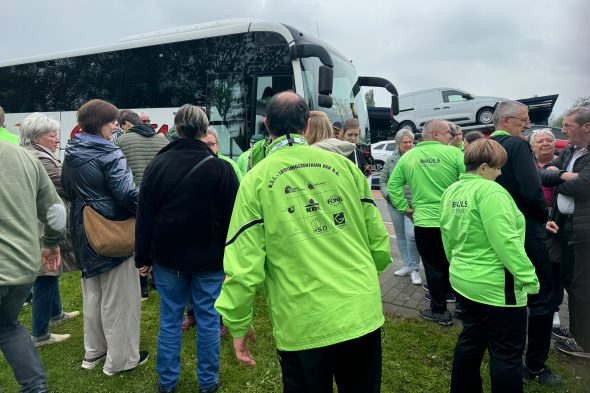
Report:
414,226,450,314
574,239,590,350
524,220,554,371
277,328,382,393
451,296,527,393
557,214,576,334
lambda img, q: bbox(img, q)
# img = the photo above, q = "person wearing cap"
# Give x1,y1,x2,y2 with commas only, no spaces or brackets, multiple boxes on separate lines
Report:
236,134,265,175
215,92,390,391
440,139,539,393
332,121,343,140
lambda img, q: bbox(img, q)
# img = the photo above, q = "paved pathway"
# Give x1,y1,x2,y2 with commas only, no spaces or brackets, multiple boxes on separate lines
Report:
372,190,569,328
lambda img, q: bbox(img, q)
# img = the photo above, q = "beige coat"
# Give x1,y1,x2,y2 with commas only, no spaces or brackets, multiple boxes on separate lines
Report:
25,144,77,274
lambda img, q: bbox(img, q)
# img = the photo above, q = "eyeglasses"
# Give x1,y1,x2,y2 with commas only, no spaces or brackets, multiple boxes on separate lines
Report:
507,116,531,125
141,120,151,124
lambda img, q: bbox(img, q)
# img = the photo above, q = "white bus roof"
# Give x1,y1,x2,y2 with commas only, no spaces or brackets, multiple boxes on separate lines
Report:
0,19,296,67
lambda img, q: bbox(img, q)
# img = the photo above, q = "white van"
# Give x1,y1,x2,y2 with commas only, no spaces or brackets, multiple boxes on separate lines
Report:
394,87,504,131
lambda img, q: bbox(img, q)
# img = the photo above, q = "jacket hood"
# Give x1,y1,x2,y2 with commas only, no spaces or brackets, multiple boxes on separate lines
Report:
65,133,120,168
129,124,157,137
312,138,355,156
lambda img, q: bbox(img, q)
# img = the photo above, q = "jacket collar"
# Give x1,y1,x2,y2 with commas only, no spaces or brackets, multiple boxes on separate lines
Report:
266,134,308,156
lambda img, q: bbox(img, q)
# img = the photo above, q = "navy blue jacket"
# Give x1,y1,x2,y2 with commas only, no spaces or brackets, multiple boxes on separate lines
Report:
61,133,138,278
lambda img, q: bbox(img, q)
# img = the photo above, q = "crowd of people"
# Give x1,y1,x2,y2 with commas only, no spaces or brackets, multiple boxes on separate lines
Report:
0,96,588,393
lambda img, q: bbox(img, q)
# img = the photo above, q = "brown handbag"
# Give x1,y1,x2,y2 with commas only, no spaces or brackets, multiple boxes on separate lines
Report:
83,205,136,258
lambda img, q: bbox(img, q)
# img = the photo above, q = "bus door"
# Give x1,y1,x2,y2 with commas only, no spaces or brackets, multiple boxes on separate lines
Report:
252,74,294,139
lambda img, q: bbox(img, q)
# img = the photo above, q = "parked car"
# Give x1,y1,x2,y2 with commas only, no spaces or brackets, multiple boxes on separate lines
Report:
394,87,505,132
369,141,396,189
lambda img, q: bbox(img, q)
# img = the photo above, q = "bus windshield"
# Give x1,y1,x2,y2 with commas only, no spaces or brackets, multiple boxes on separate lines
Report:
300,54,370,144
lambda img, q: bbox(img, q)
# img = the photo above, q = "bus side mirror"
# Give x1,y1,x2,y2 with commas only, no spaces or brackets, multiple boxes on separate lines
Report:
318,65,333,95
318,94,333,108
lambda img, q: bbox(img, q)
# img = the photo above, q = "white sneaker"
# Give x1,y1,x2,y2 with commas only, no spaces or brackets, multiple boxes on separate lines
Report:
553,311,561,328
394,266,412,277
411,271,423,285
49,311,80,327
33,333,71,348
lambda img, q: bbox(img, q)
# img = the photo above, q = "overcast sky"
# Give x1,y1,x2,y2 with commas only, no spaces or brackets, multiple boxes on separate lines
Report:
2,0,588,116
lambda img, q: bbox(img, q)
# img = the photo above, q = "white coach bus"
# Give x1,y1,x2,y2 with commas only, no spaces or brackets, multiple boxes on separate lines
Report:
0,18,398,159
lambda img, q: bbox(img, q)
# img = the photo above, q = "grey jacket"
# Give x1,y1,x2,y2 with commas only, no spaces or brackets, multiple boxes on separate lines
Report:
379,148,412,206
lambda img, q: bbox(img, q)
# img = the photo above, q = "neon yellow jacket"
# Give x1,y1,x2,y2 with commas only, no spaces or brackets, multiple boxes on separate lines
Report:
215,135,391,351
388,141,465,227
440,174,540,306
218,153,243,182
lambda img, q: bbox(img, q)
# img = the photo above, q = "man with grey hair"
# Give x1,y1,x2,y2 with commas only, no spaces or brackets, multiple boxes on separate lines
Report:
0,140,66,392
490,100,562,386
0,106,19,144
202,126,243,182
388,119,465,326
540,106,590,358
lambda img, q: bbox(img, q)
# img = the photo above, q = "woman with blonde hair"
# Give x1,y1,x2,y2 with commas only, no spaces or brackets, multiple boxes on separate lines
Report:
306,111,355,158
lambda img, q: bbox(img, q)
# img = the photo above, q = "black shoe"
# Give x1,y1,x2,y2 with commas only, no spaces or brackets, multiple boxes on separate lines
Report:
141,289,149,301
157,383,176,393
199,380,221,393
551,326,573,340
419,309,453,326
554,338,590,359
453,308,463,320
523,365,563,387
104,351,149,376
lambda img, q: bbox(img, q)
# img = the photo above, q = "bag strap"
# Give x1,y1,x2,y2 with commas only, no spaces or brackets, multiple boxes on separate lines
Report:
160,155,214,203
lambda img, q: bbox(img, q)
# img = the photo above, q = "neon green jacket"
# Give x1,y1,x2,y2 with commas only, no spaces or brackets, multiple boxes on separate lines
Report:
0,127,19,144
236,148,251,175
218,153,243,182
440,174,540,307
215,135,391,351
387,141,465,227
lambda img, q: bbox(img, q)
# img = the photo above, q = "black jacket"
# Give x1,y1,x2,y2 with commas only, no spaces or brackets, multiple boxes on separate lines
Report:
573,144,590,244
135,138,239,273
491,134,548,225
539,145,590,220
61,133,138,278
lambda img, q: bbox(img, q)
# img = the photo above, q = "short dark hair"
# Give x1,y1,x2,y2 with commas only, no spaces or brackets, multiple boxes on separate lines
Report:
464,139,507,171
77,99,119,135
265,91,309,137
118,109,140,126
464,131,484,144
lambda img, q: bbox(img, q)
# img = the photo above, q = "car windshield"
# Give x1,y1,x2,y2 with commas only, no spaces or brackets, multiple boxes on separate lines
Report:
300,54,370,144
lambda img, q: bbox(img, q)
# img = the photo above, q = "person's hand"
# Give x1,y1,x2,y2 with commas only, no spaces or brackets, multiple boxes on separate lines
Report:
561,172,578,181
546,221,559,234
138,265,152,276
404,208,414,222
41,247,61,272
546,166,559,171
233,327,257,367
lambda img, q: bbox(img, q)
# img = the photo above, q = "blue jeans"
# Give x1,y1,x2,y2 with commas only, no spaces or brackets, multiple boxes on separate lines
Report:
387,204,420,271
153,265,224,391
32,276,63,340
0,284,48,392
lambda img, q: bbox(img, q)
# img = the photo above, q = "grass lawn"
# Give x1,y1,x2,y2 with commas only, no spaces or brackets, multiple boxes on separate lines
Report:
1,272,588,392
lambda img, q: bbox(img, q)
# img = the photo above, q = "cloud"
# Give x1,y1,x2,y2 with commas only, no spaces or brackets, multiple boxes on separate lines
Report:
0,0,588,116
